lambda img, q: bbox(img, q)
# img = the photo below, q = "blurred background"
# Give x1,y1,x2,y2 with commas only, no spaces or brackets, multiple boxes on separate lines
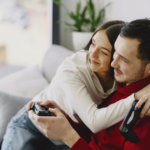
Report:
0,0,149,77
0,0,49,67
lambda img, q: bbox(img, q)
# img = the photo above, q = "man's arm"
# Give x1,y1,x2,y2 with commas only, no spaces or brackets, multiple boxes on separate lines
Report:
30,107,94,149
70,138,93,150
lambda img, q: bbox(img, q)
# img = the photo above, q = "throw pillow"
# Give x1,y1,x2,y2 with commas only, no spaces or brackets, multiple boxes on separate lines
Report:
41,45,74,83
0,65,48,97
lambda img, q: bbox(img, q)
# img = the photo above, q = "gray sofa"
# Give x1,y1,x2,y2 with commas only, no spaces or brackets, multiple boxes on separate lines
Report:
0,44,74,148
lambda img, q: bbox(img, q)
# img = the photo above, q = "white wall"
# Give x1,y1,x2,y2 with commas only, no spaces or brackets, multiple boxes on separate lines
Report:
47,0,53,47
60,0,150,50
108,0,150,21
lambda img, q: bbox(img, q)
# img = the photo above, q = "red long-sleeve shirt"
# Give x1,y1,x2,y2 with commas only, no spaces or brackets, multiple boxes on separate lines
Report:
70,76,150,150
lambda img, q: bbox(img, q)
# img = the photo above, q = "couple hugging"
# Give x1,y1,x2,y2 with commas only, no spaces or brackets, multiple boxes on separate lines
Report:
2,19,150,150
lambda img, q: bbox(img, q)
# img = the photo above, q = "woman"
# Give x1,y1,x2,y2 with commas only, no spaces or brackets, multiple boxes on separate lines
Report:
2,20,150,150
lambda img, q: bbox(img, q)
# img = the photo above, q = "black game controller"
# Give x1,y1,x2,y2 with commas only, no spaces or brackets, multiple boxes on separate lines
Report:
119,100,145,143
30,103,52,116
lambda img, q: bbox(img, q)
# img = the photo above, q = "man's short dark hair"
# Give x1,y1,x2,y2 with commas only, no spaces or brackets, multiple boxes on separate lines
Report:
120,18,150,66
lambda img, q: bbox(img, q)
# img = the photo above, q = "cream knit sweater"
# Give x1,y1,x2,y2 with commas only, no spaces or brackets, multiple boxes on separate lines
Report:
29,50,135,138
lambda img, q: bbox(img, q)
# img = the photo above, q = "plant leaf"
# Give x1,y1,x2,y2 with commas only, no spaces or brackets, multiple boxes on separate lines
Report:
95,2,111,26
81,6,87,19
106,2,112,7
65,22,81,31
64,23,78,31
53,0,62,6
96,9,105,26
82,18,91,24
74,23,81,31
87,0,95,20
76,2,81,17
70,12,78,22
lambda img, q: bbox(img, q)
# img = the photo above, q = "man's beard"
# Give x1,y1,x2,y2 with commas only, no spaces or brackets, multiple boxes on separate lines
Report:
114,66,146,84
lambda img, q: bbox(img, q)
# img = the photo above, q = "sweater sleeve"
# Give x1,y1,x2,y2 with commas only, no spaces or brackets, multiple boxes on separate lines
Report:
123,117,150,150
58,69,135,133
71,138,93,150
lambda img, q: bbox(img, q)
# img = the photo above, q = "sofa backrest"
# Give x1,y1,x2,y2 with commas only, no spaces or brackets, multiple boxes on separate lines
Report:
41,45,74,83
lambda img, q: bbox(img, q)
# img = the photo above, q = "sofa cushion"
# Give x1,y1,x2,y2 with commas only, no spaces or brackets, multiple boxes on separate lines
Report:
0,64,25,79
41,45,74,83
0,65,49,97
0,91,32,148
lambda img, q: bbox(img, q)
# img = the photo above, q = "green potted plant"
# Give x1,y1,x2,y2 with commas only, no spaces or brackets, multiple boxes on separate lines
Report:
53,0,111,51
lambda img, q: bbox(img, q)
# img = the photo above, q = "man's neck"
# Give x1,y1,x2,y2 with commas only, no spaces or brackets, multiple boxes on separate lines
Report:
126,75,150,86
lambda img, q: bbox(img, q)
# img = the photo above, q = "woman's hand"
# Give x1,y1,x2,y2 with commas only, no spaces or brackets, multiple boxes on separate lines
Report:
27,100,67,117
135,93,150,119
134,84,150,100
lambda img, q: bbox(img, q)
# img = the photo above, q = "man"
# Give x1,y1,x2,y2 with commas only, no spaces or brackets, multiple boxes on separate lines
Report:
31,18,150,150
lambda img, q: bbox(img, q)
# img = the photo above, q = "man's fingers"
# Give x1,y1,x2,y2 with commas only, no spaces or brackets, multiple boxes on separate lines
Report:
49,108,62,117
30,110,38,121
27,101,34,111
40,100,56,107
27,100,43,111
38,124,45,132
31,111,54,126
40,100,50,106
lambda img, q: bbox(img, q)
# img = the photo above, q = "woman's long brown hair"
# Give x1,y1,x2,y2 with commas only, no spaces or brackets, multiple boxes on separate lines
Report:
84,20,127,78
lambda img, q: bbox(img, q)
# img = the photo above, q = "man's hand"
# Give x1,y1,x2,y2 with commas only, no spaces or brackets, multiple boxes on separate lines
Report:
27,100,67,117
30,108,80,148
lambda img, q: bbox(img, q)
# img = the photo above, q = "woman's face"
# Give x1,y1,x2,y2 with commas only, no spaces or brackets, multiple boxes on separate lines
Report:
89,30,113,75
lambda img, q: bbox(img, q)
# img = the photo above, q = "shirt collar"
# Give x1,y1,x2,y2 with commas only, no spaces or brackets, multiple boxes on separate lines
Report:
117,76,150,95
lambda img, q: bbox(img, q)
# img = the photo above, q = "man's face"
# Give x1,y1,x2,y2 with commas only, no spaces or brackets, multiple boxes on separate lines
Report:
111,35,147,85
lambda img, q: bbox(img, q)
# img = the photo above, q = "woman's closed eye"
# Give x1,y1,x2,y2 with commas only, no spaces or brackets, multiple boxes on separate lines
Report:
101,50,107,55
91,42,95,46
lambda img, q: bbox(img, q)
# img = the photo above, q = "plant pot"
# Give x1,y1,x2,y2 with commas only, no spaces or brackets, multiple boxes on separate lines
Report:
72,31,93,52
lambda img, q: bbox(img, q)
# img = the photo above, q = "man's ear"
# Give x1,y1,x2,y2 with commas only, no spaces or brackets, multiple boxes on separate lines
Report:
145,63,150,75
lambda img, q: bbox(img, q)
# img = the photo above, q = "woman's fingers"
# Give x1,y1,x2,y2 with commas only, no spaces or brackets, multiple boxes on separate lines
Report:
135,95,147,110
134,84,150,100
135,94,147,118
135,93,150,118
139,102,149,118
145,108,150,116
